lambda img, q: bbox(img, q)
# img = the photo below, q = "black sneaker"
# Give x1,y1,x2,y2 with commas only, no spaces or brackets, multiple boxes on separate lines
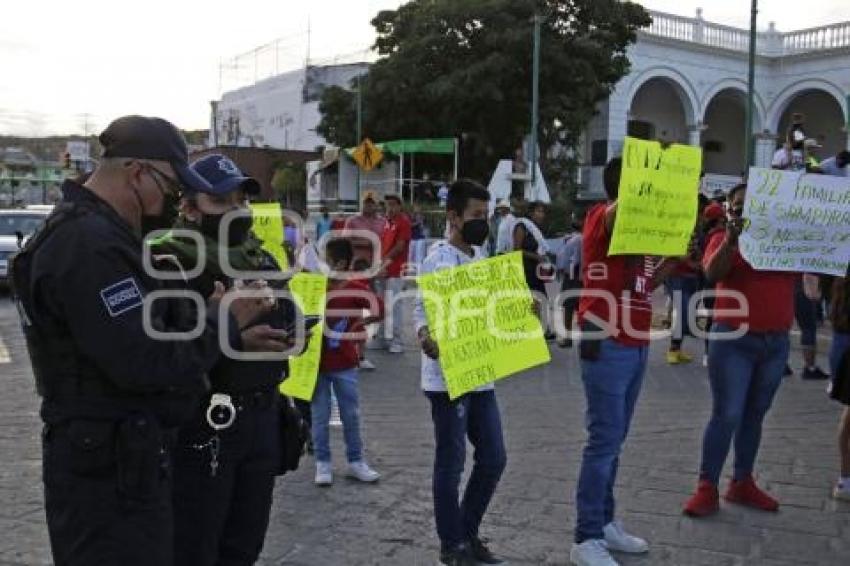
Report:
470,538,503,565
783,364,793,377
544,331,556,341
557,338,573,349
439,545,476,566
802,366,830,380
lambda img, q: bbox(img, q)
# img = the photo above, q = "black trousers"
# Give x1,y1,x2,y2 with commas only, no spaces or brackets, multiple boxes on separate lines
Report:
43,416,174,566
173,394,280,566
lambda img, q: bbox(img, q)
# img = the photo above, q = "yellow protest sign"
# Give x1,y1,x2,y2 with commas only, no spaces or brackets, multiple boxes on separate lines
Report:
250,202,289,270
416,252,551,400
351,138,383,172
279,273,327,401
609,137,702,256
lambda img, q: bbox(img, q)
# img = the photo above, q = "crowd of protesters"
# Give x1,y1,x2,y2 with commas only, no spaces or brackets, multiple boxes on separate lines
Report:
12,113,850,566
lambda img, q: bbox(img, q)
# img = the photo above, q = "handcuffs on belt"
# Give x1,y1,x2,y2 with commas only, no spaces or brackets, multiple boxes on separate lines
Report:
206,393,236,431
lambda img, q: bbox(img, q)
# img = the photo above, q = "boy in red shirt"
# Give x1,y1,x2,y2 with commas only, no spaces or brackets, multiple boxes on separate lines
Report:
376,194,413,353
572,157,680,566
311,238,384,486
683,183,796,517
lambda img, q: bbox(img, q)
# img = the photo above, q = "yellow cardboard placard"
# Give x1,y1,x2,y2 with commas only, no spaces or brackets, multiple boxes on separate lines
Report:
609,137,702,256
250,202,289,270
279,273,327,401
416,252,551,400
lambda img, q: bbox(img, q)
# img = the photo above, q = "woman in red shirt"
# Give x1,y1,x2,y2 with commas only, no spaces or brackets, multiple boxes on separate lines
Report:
684,184,796,517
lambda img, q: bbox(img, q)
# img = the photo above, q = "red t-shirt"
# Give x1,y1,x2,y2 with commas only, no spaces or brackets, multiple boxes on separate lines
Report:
319,280,384,372
702,230,795,332
381,212,412,278
344,214,388,265
578,203,656,346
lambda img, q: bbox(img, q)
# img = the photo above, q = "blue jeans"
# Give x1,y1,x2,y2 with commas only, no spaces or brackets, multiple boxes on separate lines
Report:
794,278,818,349
575,339,648,543
700,324,790,484
830,332,850,379
426,391,507,551
666,275,699,347
311,369,364,463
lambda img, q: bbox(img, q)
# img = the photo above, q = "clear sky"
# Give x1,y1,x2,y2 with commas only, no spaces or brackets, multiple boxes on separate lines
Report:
1,0,847,137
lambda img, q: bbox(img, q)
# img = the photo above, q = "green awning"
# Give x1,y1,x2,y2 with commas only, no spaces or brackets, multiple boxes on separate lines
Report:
346,138,455,157
378,138,455,155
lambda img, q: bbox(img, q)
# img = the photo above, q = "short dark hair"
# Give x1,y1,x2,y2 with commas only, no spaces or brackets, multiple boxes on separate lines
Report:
728,183,747,201
603,157,622,200
446,179,490,216
384,194,402,205
325,238,353,267
528,201,546,215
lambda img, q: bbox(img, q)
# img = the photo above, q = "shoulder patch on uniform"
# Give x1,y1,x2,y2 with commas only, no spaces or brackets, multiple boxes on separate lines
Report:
100,278,143,317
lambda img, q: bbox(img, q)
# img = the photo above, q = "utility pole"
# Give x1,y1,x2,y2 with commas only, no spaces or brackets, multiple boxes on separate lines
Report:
356,73,363,206
745,0,758,167
530,14,542,184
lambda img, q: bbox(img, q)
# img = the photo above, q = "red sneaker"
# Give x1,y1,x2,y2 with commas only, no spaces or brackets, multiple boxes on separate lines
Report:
683,480,720,517
724,476,779,512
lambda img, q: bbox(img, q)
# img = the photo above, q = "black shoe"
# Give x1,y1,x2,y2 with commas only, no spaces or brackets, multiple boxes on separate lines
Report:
783,364,793,377
557,338,573,349
802,366,830,380
470,537,503,565
544,331,556,341
439,545,476,566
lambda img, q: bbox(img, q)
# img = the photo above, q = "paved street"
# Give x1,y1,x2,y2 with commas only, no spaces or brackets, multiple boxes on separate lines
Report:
0,294,847,565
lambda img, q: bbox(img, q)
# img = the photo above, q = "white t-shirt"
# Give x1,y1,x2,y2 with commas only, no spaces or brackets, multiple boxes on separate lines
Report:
413,241,492,393
771,148,804,171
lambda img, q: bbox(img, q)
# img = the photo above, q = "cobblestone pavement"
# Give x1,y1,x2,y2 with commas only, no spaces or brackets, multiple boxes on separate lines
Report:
0,295,847,565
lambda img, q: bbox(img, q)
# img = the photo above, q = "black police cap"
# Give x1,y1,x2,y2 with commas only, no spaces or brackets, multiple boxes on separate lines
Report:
99,115,212,192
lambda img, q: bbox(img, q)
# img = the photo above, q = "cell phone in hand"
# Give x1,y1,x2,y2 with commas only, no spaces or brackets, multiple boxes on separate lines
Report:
284,315,323,334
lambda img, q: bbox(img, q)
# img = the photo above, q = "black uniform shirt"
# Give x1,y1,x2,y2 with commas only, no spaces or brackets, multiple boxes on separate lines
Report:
16,181,238,424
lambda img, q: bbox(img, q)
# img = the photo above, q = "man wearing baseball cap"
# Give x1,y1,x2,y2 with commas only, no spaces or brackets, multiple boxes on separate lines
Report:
10,117,271,565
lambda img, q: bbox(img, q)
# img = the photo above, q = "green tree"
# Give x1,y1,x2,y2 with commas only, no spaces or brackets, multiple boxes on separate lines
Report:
271,163,306,207
316,0,650,186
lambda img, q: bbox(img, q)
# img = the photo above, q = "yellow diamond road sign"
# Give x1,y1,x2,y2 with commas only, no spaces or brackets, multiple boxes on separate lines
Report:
352,138,383,172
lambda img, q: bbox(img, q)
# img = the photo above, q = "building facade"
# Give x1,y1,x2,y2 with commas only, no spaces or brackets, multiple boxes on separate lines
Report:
579,8,850,199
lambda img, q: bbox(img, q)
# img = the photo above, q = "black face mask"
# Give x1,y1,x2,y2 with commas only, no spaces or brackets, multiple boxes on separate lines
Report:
140,189,180,236
461,218,489,246
200,213,253,247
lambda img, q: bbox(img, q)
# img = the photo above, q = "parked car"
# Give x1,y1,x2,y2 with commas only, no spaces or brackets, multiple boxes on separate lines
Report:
0,206,53,287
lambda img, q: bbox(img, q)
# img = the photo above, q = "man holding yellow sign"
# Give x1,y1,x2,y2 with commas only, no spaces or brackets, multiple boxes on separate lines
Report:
414,180,549,566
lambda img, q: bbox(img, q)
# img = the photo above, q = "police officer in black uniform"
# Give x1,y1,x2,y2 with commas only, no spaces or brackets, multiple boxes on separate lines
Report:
10,116,273,566
149,154,302,565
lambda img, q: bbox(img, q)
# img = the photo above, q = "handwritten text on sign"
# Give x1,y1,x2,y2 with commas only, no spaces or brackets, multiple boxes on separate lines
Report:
250,202,289,270
416,252,551,400
279,273,327,401
609,137,702,256
740,167,850,276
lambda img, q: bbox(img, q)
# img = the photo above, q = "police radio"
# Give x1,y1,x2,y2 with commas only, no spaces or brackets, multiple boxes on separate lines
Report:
206,393,236,431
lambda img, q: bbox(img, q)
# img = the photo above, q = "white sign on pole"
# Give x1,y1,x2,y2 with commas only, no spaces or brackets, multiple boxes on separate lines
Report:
740,167,850,276
66,141,90,162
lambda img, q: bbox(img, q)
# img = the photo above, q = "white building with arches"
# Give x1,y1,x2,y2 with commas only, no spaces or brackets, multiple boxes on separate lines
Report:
579,8,850,199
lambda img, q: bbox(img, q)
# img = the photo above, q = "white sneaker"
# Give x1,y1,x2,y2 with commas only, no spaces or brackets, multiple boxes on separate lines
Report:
359,359,376,371
603,521,648,554
314,461,333,486
702,354,709,367
833,482,850,501
570,539,618,566
347,461,380,483
388,343,404,354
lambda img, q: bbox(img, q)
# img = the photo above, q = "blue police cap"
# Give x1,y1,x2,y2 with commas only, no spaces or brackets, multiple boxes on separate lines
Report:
189,154,261,196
